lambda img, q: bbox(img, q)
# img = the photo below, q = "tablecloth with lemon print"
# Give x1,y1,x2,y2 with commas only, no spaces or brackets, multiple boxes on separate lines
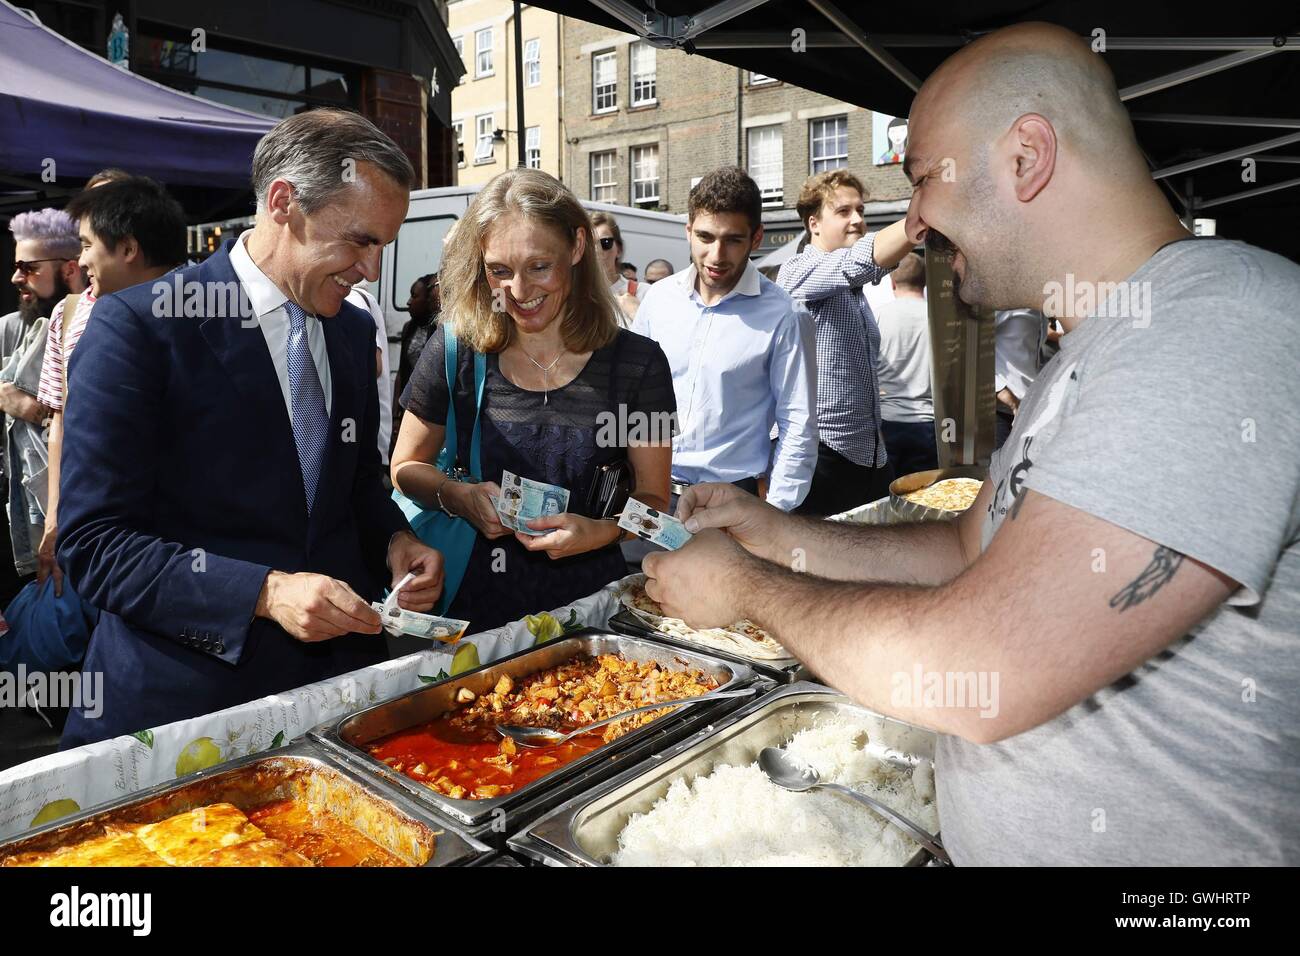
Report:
0,585,617,840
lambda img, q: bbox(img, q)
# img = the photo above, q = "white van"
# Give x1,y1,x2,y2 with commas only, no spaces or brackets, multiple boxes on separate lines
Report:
372,186,689,343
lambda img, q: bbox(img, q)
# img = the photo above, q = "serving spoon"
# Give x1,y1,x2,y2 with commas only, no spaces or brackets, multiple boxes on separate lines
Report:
759,747,952,865
495,687,757,748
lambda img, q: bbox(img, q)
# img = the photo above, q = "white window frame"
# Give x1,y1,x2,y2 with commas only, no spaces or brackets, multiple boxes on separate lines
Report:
748,71,776,86
475,28,494,78
747,125,783,206
525,126,541,169
524,38,541,88
452,119,465,168
592,50,617,114
630,41,656,106
810,115,848,174
474,113,495,164
630,143,659,206
590,150,617,202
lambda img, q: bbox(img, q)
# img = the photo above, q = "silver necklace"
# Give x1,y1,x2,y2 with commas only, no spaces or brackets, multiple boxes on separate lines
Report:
518,346,566,404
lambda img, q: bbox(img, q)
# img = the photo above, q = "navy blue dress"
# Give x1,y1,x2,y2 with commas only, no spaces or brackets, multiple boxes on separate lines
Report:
401,328,675,631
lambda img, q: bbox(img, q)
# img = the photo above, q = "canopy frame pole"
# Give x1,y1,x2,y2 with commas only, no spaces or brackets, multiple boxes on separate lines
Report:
1196,176,1300,210
806,0,922,92
587,0,775,48
1119,48,1280,101
1150,129,1300,179
1131,113,1300,129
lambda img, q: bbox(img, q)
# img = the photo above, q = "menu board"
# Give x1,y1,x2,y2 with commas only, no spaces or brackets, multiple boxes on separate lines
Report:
924,247,996,468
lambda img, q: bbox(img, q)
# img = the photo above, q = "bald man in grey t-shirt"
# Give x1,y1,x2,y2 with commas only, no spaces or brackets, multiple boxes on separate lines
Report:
638,22,1300,866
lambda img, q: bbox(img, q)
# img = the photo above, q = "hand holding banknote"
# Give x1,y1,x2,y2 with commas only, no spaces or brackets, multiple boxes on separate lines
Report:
443,480,511,539
514,511,623,559
386,531,444,611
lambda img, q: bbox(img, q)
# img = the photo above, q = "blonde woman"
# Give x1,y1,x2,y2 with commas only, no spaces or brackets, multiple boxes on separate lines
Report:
589,210,642,323
392,169,674,630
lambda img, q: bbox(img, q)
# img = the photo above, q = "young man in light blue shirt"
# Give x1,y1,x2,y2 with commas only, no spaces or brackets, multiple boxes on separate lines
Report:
632,167,817,512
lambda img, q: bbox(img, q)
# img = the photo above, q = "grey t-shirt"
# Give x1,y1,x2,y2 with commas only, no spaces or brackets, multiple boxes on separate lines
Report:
876,296,934,423
937,238,1300,865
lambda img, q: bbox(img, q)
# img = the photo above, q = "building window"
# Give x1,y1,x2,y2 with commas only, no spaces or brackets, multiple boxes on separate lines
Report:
475,28,494,78
590,150,617,202
747,125,783,206
749,71,776,86
631,144,660,206
592,51,617,113
453,120,465,167
630,42,656,106
474,114,495,164
810,115,848,173
526,126,541,169
524,38,541,87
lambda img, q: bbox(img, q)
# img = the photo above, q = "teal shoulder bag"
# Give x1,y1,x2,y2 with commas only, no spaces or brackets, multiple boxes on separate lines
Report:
392,324,487,615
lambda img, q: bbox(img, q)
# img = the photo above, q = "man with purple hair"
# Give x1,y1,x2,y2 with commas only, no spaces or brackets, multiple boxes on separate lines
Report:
2,209,85,600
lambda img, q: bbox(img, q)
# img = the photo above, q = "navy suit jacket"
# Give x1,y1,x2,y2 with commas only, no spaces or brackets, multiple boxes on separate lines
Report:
57,241,408,747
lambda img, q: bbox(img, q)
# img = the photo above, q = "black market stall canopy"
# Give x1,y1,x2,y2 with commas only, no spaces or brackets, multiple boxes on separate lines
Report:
535,0,1300,261
0,0,276,204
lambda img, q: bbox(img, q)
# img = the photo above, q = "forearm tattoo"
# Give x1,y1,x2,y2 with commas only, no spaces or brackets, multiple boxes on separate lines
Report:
1109,546,1185,612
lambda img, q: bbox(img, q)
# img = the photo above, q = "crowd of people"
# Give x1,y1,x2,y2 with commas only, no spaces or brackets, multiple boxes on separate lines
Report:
0,97,951,745
2,19,1295,867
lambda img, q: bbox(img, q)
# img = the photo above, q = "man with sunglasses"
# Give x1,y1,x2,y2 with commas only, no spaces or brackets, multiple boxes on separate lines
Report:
2,209,85,603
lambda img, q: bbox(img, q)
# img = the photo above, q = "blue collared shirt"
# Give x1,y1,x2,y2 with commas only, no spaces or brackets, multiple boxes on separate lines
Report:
777,234,892,467
632,259,818,510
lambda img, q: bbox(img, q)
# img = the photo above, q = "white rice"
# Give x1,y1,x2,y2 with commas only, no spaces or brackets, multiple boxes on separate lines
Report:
611,717,939,867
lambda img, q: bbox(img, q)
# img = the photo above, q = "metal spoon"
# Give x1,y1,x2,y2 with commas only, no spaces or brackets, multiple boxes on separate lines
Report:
759,747,952,865
496,687,757,748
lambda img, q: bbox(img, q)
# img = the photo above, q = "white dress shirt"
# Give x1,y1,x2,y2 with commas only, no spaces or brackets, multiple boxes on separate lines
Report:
346,286,392,464
229,231,333,420
994,308,1046,400
632,259,818,510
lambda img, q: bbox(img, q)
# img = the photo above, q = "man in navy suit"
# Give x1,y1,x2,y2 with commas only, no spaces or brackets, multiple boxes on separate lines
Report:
57,109,444,747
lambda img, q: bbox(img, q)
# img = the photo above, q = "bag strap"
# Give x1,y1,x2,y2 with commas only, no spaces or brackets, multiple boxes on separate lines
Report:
437,322,458,473
440,323,488,481
59,293,79,400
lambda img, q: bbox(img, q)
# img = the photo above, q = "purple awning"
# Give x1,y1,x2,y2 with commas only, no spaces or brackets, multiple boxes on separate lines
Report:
0,0,276,188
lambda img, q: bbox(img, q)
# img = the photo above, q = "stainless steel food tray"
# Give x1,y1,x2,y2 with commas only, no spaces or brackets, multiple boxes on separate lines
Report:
309,629,757,843
606,608,810,683
0,740,492,867
888,465,987,523
509,680,939,867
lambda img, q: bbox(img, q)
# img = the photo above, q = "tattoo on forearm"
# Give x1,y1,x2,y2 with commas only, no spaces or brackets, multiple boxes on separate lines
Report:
1109,546,1185,612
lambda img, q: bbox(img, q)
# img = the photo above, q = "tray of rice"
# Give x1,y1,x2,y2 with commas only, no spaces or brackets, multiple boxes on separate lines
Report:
508,681,942,867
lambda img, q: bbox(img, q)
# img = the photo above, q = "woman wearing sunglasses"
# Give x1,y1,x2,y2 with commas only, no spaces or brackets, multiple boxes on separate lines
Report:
391,169,675,631
590,210,642,324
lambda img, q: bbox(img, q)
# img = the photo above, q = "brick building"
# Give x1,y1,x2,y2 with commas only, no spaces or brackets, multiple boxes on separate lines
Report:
560,19,911,259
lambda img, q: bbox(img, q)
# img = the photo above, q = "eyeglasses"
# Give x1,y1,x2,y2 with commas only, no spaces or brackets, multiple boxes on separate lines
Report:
13,258,72,275
597,236,617,251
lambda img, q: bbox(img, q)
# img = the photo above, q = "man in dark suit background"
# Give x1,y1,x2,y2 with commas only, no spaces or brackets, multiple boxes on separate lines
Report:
57,109,444,747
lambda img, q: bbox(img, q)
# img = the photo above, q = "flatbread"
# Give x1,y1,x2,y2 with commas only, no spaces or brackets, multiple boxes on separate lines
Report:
617,575,792,662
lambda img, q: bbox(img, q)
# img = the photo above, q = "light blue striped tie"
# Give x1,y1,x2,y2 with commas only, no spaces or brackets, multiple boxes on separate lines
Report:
284,301,329,513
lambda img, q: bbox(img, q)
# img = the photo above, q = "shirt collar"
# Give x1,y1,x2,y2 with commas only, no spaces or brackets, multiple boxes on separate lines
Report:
229,230,289,318
677,258,762,305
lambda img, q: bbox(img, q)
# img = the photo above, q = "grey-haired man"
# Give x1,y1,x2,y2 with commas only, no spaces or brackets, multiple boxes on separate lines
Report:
57,109,445,745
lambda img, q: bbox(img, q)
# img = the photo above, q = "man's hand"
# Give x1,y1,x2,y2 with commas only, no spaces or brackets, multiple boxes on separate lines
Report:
674,482,789,562
642,528,757,629
516,513,621,560
996,387,1020,414
36,523,63,597
255,571,382,642
386,531,444,611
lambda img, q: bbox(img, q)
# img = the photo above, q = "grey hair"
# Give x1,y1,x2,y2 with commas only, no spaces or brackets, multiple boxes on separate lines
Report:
251,108,415,214
8,208,80,258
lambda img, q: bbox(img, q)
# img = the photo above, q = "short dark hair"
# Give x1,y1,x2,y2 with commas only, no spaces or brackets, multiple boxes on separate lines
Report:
688,167,762,234
892,251,926,290
66,176,187,268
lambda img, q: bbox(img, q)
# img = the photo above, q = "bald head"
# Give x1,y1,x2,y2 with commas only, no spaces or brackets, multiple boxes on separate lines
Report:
915,23,1142,172
903,22,1186,315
